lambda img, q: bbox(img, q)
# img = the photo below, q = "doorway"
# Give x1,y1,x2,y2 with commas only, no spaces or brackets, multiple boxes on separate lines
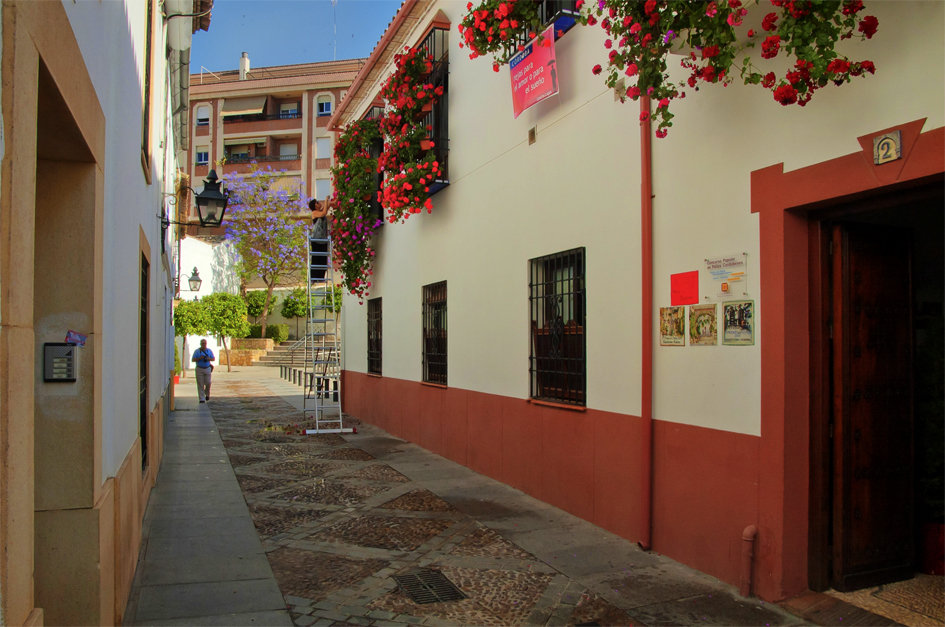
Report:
810,184,944,592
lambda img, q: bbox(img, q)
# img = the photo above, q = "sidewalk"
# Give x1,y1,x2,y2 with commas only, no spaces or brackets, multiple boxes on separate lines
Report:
122,375,293,626
148,365,812,627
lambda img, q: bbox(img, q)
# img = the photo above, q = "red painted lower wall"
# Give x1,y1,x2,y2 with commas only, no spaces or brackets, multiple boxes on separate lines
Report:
342,370,760,591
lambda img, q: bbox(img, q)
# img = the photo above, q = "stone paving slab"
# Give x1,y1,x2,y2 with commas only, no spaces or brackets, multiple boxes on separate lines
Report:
137,610,294,626
141,554,277,586
140,369,812,627
134,563,286,621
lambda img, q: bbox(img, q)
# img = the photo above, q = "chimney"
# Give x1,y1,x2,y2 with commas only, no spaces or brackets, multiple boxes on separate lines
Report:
239,52,250,80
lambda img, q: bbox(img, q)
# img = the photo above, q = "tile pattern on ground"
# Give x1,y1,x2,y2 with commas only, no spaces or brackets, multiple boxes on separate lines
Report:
826,574,945,627
378,488,458,512
249,503,328,539
277,482,389,507
209,377,643,627
369,566,552,626
307,515,454,551
267,547,388,602
336,464,411,483
450,527,533,560
316,447,376,461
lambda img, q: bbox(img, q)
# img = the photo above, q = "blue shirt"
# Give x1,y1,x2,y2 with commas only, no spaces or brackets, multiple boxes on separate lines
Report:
193,348,214,368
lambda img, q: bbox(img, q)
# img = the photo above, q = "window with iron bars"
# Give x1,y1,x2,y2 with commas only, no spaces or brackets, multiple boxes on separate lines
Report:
422,281,447,385
514,0,580,49
417,27,449,191
367,298,382,375
528,248,585,406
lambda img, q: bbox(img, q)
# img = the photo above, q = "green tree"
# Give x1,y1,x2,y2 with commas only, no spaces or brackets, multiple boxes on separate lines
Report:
223,166,309,338
173,299,209,379
202,292,251,373
173,299,209,337
280,287,308,340
245,289,277,324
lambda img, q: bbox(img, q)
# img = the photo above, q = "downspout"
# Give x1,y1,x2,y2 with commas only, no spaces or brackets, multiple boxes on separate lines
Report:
639,96,654,550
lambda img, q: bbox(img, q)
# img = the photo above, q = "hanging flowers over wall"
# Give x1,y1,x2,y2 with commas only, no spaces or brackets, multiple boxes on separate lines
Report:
458,0,545,69
329,119,383,300
579,0,878,136
460,0,878,137
378,46,445,223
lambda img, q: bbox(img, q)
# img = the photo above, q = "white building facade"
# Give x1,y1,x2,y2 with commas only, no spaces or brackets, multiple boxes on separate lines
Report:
0,1,210,624
330,0,944,603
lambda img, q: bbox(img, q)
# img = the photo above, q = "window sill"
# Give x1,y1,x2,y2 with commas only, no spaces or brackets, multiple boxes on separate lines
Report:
421,381,448,389
528,398,586,412
367,372,382,378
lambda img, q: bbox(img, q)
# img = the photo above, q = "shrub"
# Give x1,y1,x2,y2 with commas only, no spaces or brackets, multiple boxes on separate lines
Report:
249,324,289,343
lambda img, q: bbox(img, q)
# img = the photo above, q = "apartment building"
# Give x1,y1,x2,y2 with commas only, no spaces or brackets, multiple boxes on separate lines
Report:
0,1,209,624
330,0,943,604
185,55,363,223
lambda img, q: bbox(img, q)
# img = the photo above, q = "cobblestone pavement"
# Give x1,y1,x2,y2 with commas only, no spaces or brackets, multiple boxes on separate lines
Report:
204,371,806,627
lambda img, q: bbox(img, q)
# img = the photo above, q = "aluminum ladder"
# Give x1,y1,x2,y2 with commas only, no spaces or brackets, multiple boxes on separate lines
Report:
303,222,352,434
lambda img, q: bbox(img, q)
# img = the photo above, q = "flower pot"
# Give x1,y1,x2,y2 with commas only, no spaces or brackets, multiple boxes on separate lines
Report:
420,139,434,151
174,375,180,385
919,521,945,575
363,194,372,201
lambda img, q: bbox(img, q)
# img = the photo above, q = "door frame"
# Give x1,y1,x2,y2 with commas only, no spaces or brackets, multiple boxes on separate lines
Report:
749,119,943,600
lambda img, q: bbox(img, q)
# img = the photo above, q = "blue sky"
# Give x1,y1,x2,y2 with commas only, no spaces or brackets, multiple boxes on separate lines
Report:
192,0,405,73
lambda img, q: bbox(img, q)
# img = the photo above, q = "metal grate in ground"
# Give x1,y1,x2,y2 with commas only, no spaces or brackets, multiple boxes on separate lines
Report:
392,569,466,605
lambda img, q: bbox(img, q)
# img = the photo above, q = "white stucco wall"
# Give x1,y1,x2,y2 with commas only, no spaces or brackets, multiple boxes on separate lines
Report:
342,2,943,435
343,2,643,417
178,236,241,369
650,1,944,436
63,0,182,477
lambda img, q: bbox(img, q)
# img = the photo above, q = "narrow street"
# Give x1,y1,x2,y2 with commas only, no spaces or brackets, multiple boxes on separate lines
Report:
124,367,808,627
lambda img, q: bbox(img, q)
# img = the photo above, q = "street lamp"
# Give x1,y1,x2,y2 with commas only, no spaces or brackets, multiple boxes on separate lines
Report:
193,170,228,227
187,267,203,292
160,170,230,236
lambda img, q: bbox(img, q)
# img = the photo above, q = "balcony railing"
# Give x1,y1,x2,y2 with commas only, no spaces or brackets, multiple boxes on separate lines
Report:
225,154,300,164
515,0,580,49
223,112,302,124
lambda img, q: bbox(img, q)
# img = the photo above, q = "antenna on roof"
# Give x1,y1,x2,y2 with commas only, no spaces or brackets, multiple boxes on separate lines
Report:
331,0,338,61
200,66,223,84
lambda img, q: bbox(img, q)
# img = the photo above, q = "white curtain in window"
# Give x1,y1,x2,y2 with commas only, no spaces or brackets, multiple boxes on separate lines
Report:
316,137,331,159
279,143,297,156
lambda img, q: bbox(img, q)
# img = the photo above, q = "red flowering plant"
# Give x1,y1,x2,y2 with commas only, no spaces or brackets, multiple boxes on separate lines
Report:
329,119,383,300
577,0,878,136
378,46,445,223
458,0,544,70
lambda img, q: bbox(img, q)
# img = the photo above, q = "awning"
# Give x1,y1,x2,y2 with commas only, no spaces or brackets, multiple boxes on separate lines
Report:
220,96,267,116
224,137,267,146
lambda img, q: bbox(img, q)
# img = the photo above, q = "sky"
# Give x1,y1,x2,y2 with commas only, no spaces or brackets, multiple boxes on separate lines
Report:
191,0,406,74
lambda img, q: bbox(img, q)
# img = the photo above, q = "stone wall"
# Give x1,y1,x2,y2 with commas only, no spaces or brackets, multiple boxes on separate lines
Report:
232,338,274,351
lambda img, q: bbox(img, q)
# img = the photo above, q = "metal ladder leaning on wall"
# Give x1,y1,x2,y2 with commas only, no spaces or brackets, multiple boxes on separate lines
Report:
303,222,353,434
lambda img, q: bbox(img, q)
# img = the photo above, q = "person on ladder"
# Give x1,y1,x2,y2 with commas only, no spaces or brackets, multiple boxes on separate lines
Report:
309,196,335,281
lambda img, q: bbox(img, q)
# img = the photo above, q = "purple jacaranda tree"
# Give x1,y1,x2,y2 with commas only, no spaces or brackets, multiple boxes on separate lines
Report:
223,166,310,338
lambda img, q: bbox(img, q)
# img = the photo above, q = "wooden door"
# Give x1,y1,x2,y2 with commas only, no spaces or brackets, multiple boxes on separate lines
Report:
831,224,914,590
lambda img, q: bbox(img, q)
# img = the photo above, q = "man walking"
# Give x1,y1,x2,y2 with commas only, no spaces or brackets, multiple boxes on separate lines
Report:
192,339,215,403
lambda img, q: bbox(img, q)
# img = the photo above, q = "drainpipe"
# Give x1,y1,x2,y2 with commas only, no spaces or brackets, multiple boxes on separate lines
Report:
740,525,758,596
639,96,654,550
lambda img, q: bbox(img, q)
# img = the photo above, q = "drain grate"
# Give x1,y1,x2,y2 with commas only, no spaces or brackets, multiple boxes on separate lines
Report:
392,569,466,604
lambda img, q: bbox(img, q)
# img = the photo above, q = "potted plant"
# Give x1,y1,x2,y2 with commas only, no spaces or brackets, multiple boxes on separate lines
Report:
173,341,182,384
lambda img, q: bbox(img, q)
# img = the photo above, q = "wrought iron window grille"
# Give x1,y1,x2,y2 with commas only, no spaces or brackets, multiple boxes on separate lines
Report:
417,27,450,196
528,248,586,406
514,0,581,50
422,281,448,385
367,298,383,375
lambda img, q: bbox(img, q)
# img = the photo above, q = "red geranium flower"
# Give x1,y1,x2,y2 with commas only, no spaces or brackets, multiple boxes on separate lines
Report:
592,64,603,75
858,15,878,39
761,35,780,59
761,12,778,31
826,58,850,74
773,83,798,105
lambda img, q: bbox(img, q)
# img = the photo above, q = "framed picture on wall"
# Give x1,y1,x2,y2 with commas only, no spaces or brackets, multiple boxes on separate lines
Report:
722,300,755,346
689,304,718,346
660,306,686,346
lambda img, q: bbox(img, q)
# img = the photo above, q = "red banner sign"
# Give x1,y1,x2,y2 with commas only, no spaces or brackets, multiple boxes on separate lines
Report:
510,25,559,119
